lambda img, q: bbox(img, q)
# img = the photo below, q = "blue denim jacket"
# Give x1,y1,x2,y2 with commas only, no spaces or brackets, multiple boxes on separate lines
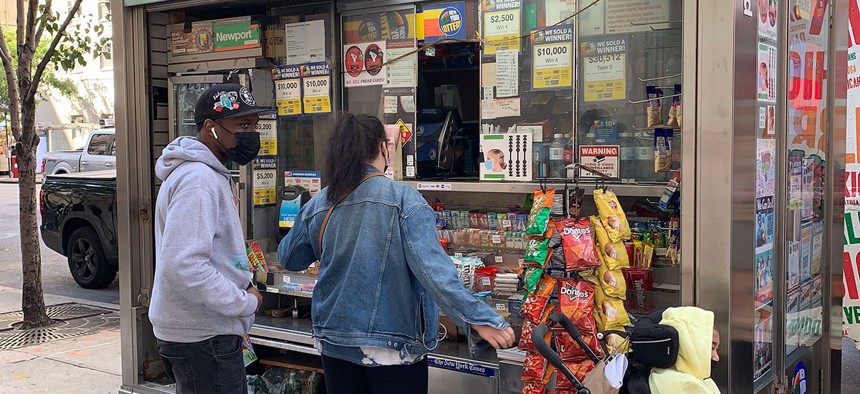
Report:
277,167,509,360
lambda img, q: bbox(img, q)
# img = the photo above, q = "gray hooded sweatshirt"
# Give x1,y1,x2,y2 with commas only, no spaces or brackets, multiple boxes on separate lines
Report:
149,137,257,343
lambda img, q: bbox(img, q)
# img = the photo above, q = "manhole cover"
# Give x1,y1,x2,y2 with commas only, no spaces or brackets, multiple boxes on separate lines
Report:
0,314,119,350
0,302,115,331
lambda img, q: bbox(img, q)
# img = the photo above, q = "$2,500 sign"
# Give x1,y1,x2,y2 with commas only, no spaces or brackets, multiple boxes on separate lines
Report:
253,170,277,206
531,25,573,90
482,0,521,54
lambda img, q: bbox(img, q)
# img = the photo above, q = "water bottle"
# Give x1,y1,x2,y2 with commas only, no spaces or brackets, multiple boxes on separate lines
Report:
618,132,635,181
634,131,654,182
549,134,565,178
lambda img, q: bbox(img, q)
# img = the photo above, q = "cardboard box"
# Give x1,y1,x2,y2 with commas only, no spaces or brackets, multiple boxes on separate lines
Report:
263,26,286,59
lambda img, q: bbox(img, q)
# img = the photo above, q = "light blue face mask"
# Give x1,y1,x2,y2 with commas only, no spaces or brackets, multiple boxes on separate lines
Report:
484,160,494,170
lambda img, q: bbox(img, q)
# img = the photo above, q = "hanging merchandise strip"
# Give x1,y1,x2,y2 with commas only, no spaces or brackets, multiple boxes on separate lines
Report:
336,0,603,77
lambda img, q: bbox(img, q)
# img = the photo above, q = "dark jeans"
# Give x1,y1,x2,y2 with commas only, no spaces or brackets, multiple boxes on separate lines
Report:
321,354,428,394
157,335,247,394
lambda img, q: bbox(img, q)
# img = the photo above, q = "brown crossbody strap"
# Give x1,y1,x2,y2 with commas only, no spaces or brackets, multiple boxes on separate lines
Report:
318,172,384,252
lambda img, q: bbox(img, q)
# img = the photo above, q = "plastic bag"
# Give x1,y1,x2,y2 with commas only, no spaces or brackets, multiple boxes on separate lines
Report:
527,189,556,236
598,264,627,299
591,216,630,270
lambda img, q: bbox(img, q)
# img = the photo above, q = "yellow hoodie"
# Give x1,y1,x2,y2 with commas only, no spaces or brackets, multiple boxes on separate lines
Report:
649,307,721,393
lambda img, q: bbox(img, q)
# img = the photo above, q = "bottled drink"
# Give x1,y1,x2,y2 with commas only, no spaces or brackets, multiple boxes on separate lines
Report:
618,132,635,181
634,131,654,182
549,134,565,178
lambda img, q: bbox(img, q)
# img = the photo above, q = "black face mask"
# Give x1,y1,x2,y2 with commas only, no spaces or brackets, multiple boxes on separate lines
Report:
214,126,261,165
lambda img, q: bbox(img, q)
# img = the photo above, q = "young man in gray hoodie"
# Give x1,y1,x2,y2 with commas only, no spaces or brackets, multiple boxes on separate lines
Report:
150,84,270,394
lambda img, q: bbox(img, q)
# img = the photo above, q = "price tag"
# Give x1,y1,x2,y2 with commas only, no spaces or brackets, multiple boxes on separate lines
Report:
406,166,416,177
282,275,291,284
491,234,502,244
502,220,512,228
481,277,491,286
484,9,520,37
303,76,329,97
494,255,504,263
518,258,524,267
455,253,464,258
496,303,506,311
266,287,280,294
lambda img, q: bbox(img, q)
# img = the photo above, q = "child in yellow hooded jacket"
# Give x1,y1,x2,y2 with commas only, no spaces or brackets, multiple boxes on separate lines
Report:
649,307,721,393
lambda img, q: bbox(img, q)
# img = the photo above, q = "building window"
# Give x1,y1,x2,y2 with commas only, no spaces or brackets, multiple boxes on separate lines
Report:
98,0,111,22
100,41,113,70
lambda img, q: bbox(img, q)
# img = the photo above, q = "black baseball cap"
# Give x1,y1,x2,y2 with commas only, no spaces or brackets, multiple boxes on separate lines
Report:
194,83,274,124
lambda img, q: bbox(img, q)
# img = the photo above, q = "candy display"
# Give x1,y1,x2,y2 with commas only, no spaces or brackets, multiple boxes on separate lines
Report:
594,189,632,242
555,218,601,271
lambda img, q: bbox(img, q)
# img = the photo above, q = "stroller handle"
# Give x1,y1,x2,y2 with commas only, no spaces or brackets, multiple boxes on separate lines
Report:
532,312,597,394
546,312,601,363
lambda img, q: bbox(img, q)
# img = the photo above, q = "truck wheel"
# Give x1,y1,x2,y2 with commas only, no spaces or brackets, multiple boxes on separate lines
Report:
67,227,117,289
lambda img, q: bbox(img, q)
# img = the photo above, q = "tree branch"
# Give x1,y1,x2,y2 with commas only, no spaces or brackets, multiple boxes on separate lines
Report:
24,0,38,55
16,0,25,52
29,0,82,101
34,0,52,47
0,27,22,142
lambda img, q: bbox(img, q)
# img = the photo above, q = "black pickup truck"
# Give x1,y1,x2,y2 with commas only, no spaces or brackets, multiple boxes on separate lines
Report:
40,170,118,289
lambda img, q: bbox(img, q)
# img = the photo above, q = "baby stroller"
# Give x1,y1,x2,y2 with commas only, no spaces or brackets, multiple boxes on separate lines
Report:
532,312,631,394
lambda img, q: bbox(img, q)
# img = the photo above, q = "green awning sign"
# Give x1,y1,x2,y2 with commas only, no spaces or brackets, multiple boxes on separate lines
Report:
214,21,260,52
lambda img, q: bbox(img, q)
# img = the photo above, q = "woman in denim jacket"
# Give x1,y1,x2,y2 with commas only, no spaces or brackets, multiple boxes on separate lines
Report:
278,114,515,394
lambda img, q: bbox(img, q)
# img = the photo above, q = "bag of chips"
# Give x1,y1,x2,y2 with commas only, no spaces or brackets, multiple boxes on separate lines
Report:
527,189,556,236
555,358,596,390
524,238,552,266
522,381,546,394
554,329,602,361
591,216,630,270
594,285,631,330
523,266,544,294
646,86,664,128
555,218,601,271
518,306,554,351
598,264,627,299
594,189,631,242
556,278,597,333
521,276,556,323
521,350,546,382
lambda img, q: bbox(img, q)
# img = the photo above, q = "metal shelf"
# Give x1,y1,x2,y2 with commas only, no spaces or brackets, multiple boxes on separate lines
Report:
403,180,666,197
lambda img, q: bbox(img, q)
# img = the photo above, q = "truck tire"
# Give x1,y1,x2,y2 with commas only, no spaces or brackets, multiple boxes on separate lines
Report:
67,227,117,289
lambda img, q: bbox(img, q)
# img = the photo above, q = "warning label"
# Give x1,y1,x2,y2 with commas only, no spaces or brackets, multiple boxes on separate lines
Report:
579,145,619,178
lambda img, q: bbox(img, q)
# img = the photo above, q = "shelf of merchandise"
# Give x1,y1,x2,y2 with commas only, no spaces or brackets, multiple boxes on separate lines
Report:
403,180,666,197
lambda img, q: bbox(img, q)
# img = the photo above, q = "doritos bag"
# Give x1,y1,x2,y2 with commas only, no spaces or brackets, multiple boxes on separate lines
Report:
556,218,601,271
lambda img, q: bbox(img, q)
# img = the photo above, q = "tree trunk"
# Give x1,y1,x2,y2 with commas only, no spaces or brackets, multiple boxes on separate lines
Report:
18,102,51,329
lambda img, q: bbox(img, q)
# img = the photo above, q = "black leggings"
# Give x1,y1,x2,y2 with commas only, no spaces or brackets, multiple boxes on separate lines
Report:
321,354,428,394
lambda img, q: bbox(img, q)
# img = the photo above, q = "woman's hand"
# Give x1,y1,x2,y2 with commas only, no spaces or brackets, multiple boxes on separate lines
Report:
470,324,516,349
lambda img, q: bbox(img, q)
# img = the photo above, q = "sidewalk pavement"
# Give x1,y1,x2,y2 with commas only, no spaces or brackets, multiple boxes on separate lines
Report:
0,174,42,184
0,286,121,393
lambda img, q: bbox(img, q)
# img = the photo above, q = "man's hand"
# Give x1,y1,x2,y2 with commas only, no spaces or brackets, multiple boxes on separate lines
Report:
470,324,516,349
246,286,263,312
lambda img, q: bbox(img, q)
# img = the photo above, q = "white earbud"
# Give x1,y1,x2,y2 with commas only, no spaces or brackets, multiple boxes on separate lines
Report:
211,127,219,139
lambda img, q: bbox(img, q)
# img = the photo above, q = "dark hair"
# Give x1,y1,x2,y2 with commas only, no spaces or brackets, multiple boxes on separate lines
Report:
324,113,386,204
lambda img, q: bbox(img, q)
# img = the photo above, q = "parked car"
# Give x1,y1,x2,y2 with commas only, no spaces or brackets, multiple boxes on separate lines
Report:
40,170,118,289
41,129,116,175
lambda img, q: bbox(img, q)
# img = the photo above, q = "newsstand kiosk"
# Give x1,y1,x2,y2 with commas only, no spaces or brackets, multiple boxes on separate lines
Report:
113,0,846,392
